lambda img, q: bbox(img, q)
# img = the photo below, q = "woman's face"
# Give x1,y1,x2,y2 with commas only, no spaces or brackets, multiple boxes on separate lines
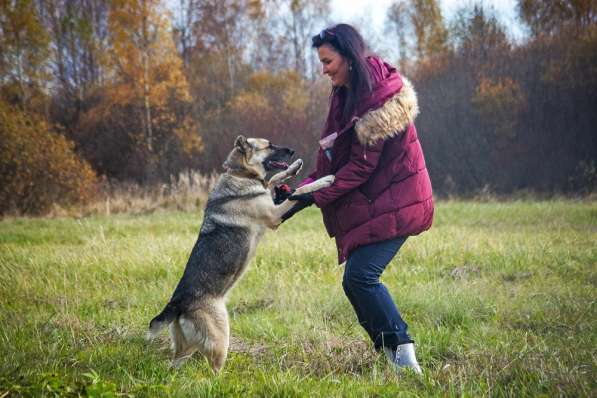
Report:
317,44,350,87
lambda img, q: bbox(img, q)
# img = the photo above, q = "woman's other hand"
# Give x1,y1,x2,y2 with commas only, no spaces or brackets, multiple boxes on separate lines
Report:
280,192,315,222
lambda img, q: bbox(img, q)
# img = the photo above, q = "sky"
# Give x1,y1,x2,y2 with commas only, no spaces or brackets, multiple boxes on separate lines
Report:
329,0,525,41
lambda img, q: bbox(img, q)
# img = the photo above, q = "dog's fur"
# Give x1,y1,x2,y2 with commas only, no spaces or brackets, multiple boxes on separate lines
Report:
146,135,334,372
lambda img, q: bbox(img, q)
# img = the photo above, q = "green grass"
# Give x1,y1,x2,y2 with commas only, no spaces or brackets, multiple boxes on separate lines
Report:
1,200,595,397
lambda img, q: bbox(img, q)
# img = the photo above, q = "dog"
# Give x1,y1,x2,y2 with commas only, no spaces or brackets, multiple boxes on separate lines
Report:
147,135,334,372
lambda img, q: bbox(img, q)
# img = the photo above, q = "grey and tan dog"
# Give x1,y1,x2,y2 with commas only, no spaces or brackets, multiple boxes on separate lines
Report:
147,135,334,372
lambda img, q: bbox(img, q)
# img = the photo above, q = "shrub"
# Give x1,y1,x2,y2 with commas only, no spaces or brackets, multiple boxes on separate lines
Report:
0,101,98,215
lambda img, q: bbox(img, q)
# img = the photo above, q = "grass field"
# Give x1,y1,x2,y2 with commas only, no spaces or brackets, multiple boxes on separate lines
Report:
1,200,595,397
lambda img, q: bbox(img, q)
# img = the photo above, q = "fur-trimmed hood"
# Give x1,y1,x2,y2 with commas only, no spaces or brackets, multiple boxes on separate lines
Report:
354,78,419,147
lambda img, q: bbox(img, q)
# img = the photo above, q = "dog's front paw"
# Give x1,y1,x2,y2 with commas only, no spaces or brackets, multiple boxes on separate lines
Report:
294,174,335,194
319,174,335,187
287,159,303,176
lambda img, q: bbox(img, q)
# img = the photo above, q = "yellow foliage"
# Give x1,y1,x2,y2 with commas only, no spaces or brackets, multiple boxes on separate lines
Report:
229,92,270,115
472,76,527,140
0,101,98,215
235,70,309,118
108,0,189,106
246,70,302,94
283,83,309,115
223,70,311,141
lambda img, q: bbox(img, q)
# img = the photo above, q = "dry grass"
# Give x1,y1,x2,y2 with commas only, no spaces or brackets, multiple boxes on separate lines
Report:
47,170,218,218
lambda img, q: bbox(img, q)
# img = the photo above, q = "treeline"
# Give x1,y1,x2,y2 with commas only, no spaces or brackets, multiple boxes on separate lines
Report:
404,1,597,194
0,0,595,214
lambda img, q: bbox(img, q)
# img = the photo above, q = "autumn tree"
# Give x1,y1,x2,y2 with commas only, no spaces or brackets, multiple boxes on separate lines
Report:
1,0,593,199
385,0,412,71
283,0,329,78
244,0,282,71
518,0,596,37
410,0,449,62
0,0,50,111
173,0,250,93
36,0,110,130
0,99,97,215
513,0,597,192
414,4,516,193
76,0,201,182
171,0,196,67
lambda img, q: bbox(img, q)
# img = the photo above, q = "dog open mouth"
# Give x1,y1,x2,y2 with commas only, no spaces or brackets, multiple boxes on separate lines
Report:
263,145,294,172
266,160,289,170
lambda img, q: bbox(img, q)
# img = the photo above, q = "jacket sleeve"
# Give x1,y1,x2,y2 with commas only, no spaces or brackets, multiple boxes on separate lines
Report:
313,133,384,208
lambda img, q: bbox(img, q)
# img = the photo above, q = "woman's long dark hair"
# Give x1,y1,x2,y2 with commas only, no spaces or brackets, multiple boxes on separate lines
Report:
312,24,373,125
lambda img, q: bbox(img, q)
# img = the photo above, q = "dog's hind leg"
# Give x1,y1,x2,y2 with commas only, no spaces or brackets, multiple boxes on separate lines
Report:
212,300,230,373
175,299,229,373
170,318,198,368
193,299,230,373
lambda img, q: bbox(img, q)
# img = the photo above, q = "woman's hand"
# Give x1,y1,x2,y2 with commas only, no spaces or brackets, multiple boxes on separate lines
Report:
281,192,315,222
288,192,315,205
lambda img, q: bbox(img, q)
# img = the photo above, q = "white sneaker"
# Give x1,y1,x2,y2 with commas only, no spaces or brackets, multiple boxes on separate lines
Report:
383,343,423,374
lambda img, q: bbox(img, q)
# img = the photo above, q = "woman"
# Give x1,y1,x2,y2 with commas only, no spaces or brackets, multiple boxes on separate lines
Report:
286,24,434,373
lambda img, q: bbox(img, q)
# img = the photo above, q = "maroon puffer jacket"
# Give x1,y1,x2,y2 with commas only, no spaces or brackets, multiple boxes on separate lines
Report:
310,59,434,263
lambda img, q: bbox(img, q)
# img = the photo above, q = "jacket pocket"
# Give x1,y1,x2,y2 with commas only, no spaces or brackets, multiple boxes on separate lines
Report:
335,190,372,233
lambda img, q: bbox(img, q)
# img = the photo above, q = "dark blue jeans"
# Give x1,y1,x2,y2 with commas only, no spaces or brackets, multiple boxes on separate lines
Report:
342,237,413,350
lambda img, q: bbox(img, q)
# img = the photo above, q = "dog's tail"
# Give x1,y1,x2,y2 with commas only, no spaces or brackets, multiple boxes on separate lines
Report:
146,302,179,341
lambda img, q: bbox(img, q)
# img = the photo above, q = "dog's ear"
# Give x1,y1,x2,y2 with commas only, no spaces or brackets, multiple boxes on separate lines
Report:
235,135,251,154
